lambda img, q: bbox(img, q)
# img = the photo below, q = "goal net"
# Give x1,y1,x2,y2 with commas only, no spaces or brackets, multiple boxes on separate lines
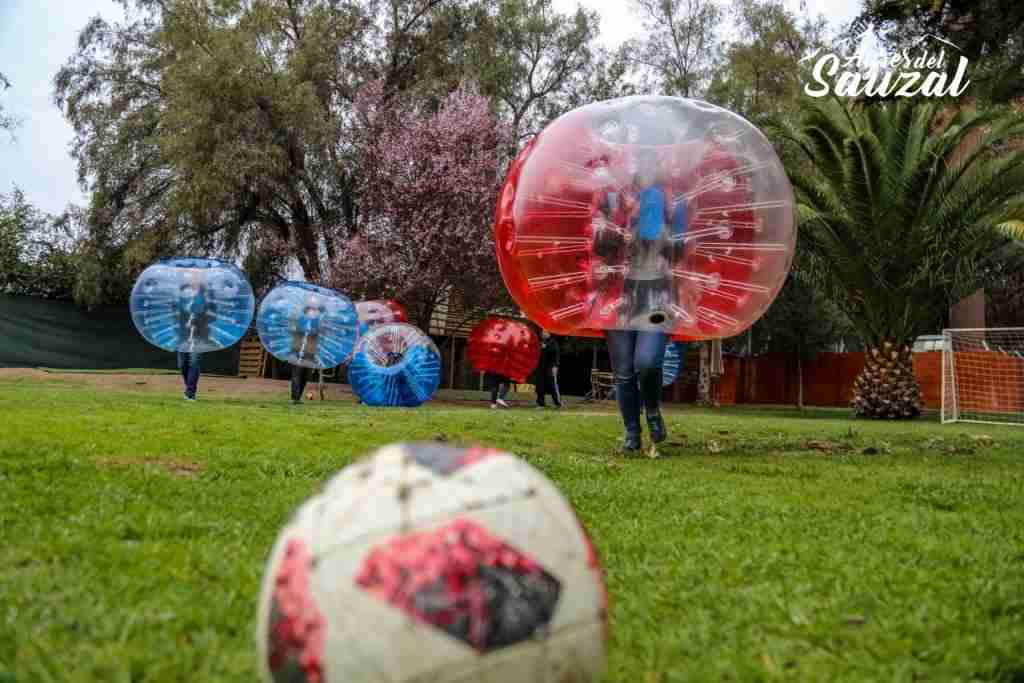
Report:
942,327,1024,425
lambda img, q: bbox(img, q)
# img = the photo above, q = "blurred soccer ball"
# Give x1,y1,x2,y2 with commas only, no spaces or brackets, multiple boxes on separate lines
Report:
256,442,607,682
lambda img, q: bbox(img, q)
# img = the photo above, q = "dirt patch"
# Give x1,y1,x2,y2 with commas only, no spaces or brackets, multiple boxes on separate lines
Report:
154,460,204,478
95,457,205,478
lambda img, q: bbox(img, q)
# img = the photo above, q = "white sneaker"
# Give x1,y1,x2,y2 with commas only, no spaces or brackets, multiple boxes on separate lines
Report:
496,399,510,408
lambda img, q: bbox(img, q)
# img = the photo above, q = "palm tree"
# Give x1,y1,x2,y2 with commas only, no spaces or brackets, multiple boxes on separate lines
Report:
773,98,1024,419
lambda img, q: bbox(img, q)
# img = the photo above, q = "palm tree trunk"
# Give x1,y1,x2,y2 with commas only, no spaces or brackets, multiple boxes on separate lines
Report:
852,340,923,419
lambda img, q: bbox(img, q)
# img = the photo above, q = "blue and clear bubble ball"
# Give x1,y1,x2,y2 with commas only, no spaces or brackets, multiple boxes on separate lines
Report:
349,323,442,407
130,257,255,353
257,282,359,369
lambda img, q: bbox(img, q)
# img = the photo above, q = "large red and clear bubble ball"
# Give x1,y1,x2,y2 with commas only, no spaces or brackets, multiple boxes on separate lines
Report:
467,317,541,383
494,96,796,340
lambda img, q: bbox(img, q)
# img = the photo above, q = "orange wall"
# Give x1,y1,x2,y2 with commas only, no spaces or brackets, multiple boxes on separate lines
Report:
667,351,952,409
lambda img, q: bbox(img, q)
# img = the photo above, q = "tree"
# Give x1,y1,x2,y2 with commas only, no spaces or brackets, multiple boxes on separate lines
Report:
0,72,17,134
625,0,723,98
56,0,605,304
460,0,602,140
773,97,1024,419
854,0,1024,104
984,243,1024,327
706,0,827,123
56,0,381,289
0,189,80,300
330,82,512,329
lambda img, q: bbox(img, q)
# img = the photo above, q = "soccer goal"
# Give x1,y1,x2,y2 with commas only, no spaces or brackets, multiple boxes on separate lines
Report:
942,327,1024,425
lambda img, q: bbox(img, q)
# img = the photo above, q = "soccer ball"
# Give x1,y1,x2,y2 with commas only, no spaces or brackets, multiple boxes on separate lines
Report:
256,442,608,682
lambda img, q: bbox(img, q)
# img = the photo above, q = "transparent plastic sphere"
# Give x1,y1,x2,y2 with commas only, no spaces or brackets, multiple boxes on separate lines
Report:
661,341,687,387
356,299,410,336
467,317,541,384
129,257,255,353
494,96,795,340
348,323,442,407
257,282,359,369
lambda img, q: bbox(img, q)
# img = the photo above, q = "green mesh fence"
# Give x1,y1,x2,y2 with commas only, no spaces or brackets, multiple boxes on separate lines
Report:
0,294,240,374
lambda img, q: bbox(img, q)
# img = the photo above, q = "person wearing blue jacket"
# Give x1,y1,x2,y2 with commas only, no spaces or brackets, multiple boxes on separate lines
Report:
595,151,688,453
176,270,207,401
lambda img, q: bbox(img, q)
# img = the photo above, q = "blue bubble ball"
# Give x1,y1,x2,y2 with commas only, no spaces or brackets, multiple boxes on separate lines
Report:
256,282,360,369
130,257,255,353
348,323,442,407
662,341,688,387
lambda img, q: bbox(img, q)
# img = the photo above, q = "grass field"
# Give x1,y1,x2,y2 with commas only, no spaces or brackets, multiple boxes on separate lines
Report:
1,372,1023,682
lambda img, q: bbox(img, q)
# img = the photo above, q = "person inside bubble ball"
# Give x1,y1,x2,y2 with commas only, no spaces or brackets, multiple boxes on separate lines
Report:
175,269,208,401
289,294,322,405
592,149,686,452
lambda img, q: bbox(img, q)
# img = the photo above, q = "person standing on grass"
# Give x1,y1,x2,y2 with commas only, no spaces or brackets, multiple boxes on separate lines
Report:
176,269,207,402
487,372,512,409
536,330,563,409
289,295,321,405
592,148,679,453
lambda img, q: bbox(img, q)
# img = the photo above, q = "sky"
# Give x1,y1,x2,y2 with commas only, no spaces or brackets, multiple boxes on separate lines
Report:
0,0,863,216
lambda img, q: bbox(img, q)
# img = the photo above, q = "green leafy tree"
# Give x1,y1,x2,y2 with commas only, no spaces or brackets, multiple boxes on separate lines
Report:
56,0,603,304
459,0,601,139
0,189,79,300
773,97,1024,419
625,0,723,98
854,0,1024,103
706,0,827,123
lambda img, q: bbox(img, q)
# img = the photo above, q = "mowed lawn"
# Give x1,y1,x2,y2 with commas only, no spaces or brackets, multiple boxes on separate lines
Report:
2,375,1024,682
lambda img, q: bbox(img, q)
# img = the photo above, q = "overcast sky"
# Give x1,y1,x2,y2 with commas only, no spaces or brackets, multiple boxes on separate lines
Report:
0,0,862,216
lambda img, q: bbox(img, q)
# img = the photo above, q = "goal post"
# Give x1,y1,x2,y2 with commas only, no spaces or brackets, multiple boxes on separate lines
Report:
942,327,1024,426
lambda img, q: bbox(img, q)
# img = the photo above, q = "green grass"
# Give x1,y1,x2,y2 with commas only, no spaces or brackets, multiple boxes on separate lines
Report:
1,377,1023,682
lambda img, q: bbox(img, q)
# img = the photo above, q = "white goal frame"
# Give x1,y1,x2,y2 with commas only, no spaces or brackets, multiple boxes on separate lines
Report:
942,327,1024,426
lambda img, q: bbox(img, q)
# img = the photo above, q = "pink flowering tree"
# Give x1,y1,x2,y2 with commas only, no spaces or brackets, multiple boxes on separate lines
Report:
331,82,513,330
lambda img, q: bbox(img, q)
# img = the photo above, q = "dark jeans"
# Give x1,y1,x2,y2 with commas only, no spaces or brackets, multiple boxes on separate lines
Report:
291,364,308,401
605,330,669,434
487,373,510,403
536,370,562,407
177,352,200,399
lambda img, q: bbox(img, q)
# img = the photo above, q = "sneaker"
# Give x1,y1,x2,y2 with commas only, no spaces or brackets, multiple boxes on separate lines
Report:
490,403,498,409
535,404,546,410
496,399,511,408
185,396,196,402
647,412,667,444
622,431,642,453
290,399,302,406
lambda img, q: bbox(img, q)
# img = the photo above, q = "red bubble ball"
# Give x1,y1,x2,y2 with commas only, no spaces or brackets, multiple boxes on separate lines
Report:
356,300,409,330
467,317,541,383
494,96,795,341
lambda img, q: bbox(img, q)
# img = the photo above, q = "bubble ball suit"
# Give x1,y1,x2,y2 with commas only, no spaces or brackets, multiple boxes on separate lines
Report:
257,282,360,369
130,257,255,353
494,96,795,340
349,323,442,407
356,299,409,335
467,317,541,384
661,341,687,387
